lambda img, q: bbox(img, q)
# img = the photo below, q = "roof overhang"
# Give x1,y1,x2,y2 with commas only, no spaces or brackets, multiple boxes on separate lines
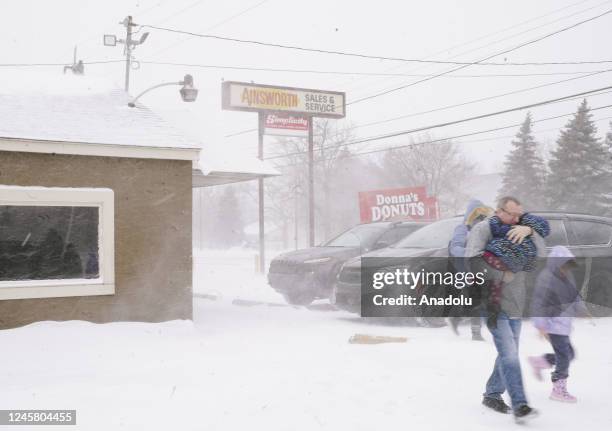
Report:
0,137,200,161
192,169,279,187
192,151,280,188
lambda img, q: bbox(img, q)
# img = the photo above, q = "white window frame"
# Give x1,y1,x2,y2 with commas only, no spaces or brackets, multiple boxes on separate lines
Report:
0,185,114,300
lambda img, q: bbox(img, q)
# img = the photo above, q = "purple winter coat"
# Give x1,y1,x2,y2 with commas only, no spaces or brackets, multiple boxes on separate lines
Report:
531,246,588,335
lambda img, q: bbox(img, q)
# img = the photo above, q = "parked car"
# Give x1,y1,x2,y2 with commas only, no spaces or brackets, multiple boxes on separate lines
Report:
333,212,612,318
268,221,428,305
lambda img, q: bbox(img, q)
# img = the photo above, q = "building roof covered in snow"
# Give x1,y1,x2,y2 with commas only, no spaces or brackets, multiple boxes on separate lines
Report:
0,73,200,161
0,72,279,185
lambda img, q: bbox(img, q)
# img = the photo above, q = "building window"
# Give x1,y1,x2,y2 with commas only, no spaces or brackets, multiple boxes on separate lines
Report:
0,186,114,300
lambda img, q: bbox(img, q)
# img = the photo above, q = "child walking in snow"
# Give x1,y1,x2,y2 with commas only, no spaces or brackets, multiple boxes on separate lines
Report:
528,246,591,403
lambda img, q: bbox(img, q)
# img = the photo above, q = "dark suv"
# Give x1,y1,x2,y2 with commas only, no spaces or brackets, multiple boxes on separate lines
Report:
268,221,428,305
333,212,612,316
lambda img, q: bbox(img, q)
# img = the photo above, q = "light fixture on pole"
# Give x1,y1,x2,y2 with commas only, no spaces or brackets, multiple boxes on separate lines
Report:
128,74,198,107
103,16,149,92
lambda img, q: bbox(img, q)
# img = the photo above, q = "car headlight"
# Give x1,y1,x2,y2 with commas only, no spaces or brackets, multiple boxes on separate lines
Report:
303,257,332,264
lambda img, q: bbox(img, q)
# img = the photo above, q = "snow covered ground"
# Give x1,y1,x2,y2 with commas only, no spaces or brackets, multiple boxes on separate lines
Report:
1,249,611,430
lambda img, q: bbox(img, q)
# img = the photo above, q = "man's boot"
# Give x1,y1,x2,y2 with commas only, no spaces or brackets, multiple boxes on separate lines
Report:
514,405,539,424
482,396,510,414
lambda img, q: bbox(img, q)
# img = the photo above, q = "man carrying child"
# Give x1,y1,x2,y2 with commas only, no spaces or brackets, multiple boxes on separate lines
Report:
465,196,549,424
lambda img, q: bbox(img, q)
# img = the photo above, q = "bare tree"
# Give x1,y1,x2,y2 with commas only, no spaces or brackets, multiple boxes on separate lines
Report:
313,119,356,239
379,134,474,216
264,119,368,246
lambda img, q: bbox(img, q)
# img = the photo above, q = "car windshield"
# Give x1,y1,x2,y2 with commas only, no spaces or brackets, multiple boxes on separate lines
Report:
392,218,461,249
324,224,388,248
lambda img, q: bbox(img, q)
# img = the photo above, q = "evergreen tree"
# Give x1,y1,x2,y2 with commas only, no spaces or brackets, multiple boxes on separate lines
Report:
546,99,612,215
210,186,245,248
497,112,546,210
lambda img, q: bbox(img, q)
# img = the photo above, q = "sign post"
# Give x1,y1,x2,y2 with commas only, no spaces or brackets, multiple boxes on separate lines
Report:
258,112,265,271
222,81,345,272
307,117,315,247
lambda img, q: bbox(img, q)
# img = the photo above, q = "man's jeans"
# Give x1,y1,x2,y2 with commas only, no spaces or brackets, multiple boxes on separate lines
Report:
483,314,528,410
544,334,575,381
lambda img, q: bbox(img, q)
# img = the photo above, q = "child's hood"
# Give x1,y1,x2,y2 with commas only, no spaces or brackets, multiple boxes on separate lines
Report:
464,199,492,226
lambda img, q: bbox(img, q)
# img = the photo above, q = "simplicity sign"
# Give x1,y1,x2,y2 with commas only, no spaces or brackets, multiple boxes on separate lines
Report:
222,81,346,118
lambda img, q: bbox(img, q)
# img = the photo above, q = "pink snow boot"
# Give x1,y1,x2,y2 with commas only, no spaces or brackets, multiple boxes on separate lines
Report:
528,356,552,381
550,379,577,403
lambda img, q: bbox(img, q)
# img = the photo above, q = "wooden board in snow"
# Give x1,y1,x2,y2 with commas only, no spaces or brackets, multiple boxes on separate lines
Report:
348,334,408,344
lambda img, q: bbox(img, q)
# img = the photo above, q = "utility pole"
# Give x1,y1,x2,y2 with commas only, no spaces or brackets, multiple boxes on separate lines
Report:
122,16,135,92
103,16,149,93
294,177,300,250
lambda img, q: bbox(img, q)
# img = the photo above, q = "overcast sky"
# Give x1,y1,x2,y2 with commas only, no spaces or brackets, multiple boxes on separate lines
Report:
3,0,612,173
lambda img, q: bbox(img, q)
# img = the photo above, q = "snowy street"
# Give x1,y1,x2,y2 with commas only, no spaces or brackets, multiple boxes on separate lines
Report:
0,250,610,430
2,1,612,429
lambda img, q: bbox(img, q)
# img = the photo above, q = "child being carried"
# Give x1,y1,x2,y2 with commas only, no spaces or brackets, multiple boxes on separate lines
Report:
481,213,550,328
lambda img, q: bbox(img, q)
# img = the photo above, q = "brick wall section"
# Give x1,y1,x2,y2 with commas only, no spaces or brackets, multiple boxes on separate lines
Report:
0,150,193,329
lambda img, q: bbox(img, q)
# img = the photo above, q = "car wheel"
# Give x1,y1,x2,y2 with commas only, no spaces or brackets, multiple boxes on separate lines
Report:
587,270,612,317
283,290,316,306
415,284,449,328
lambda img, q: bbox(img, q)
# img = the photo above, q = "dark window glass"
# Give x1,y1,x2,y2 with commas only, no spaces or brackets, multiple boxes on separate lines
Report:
0,206,99,281
569,220,612,246
393,218,460,249
325,225,388,248
375,226,422,248
544,219,569,247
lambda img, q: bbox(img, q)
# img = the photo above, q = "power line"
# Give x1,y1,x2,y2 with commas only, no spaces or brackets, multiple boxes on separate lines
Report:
225,88,612,151
345,69,612,131
272,105,612,168
433,0,612,67
217,2,612,139
339,0,611,98
141,10,612,68
423,0,609,63
348,8,612,105
150,0,209,26
140,60,612,78
135,0,173,18
226,87,612,143
225,127,258,138
144,0,270,59
265,84,612,160
448,114,612,146
0,59,124,67
223,70,612,140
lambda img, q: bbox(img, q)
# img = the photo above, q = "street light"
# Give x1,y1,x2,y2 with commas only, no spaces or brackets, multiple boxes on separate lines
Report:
128,74,199,107
103,35,117,46
103,16,149,92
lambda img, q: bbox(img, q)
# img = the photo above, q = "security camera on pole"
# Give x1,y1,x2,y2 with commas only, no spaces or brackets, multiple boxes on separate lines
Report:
222,82,346,273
